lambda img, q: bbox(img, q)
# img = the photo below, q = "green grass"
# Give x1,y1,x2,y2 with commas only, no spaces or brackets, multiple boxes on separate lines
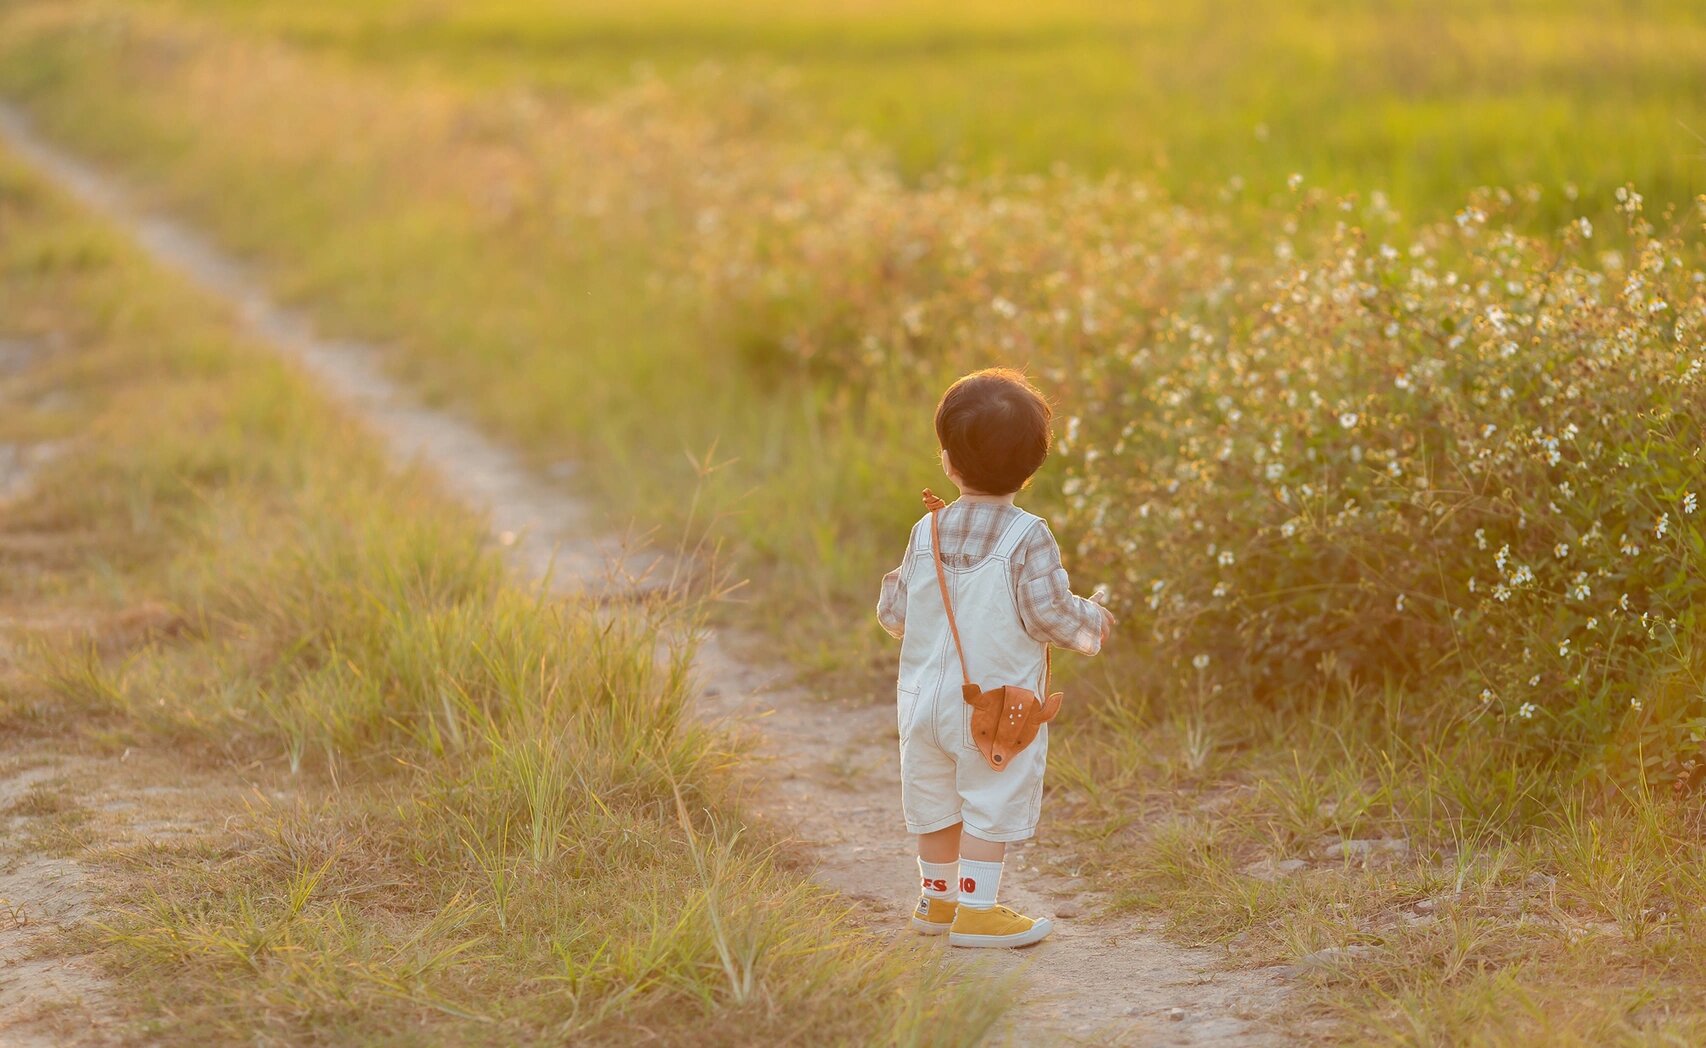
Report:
0,146,1005,1044
144,0,1706,221
0,2,934,679
1045,683,1706,1043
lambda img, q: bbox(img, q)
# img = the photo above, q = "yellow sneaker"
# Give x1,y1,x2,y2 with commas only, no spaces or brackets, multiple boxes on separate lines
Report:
911,896,957,934
948,904,1054,949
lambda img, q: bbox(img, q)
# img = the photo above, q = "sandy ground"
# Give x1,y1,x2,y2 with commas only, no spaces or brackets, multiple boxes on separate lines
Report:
0,103,1296,1045
0,750,285,1047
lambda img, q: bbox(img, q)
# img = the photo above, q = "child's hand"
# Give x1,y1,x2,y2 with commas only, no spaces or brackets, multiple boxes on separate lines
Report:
1088,585,1115,644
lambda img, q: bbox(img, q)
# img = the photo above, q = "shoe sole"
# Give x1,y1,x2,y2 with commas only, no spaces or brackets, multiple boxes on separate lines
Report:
948,917,1054,949
911,915,953,935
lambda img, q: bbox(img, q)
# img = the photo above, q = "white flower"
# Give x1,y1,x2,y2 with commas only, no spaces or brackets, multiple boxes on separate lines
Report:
1480,688,1496,704
1280,519,1298,538
1217,550,1236,567
1619,593,1631,611
1192,654,1211,670
1495,544,1510,572
1212,582,1230,598
1493,584,1512,602
1685,492,1698,515
1630,697,1643,711
1287,172,1304,191
1553,542,1569,559
1620,533,1641,557
1558,638,1571,658
991,296,1019,318
1511,565,1535,587
1339,412,1359,430
1518,702,1537,719
1586,617,1599,631
1395,593,1406,612
1656,513,1670,539
1577,217,1593,239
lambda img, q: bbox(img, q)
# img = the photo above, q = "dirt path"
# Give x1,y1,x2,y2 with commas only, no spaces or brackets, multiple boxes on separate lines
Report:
0,748,284,1046
0,104,1294,1046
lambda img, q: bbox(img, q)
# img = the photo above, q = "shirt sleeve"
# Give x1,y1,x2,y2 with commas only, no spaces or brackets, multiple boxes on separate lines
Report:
876,527,916,639
1013,520,1110,655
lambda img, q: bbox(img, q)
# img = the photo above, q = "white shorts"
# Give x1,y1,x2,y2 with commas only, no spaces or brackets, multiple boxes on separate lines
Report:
898,680,1048,842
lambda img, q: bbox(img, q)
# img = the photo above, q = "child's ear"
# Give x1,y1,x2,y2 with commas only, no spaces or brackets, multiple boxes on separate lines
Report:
939,448,955,482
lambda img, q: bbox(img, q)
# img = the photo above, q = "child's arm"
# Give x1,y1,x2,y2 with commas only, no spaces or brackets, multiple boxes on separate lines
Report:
876,532,915,639
1014,521,1115,655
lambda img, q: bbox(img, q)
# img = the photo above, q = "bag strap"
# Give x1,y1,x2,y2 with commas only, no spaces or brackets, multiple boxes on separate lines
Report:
922,488,1052,696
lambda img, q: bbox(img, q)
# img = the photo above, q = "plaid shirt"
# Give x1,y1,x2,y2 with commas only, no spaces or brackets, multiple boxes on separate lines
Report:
877,499,1109,655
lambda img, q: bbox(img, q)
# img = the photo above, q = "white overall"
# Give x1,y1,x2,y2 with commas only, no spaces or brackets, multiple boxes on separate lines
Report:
896,506,1050,842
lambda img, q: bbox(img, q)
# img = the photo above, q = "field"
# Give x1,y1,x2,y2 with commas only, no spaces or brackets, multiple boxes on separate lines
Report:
84,0,1706,216
3,0,1706,1043
0,143,1007,1043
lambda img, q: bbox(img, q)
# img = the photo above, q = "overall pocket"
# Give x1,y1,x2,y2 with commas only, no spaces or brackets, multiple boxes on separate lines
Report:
896,684,922,742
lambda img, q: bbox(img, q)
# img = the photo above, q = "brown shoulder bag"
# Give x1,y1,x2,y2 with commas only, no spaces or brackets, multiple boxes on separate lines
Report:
923,488,1062,772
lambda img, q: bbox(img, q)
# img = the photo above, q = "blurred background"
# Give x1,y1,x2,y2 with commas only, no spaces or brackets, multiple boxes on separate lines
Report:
82,0,1706,213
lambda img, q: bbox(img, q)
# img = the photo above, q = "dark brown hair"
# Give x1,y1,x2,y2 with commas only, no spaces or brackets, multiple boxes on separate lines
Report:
934,368,1053,495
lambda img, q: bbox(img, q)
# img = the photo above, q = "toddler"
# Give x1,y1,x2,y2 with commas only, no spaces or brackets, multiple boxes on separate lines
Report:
877,368,1113,948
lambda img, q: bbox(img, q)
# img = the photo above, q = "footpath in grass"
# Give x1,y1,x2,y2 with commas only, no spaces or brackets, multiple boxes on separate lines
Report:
1,102,1310,1046
0,146,1005,1044
6,3,1706,1043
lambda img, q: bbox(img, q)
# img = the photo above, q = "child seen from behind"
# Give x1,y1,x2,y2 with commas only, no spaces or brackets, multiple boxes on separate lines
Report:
877,368,1113,948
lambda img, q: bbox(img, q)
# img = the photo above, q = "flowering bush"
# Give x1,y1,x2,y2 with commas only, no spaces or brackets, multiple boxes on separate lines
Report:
1054,187,1705,768
652,114,1705,772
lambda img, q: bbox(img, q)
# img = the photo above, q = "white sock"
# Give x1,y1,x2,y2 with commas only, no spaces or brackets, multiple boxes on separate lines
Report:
957,858,1003,910
918,858,958,902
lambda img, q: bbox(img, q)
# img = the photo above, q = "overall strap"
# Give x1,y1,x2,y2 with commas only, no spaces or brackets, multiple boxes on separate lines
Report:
990,508,1038,560
921,489,1053,697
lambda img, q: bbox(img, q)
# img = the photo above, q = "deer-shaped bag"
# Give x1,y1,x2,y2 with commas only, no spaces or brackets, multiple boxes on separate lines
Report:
923,488,1063,772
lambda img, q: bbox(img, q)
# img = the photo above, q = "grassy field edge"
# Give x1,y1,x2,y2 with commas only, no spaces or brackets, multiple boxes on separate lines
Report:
0,143,1006,1044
